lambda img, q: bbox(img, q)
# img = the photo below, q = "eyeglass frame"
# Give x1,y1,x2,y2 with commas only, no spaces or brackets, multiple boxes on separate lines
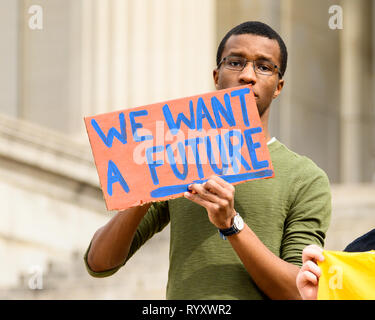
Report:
217,55,282,79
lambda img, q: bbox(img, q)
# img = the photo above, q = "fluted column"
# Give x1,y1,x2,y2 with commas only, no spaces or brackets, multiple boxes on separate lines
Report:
340,0,373,183
110,0,129,110
0,0,19,117
78,0,216,138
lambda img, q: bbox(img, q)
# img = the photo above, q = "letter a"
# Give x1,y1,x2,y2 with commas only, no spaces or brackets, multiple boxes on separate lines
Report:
28,5,43,30
328,5,343,30
107,160,130,196
328,265,343,290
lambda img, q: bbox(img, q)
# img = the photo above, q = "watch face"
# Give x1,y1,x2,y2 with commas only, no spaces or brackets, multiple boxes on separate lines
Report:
234,214,244,231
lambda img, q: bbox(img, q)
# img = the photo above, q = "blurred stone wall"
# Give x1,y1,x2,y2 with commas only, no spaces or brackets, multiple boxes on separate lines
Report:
325,184,375,251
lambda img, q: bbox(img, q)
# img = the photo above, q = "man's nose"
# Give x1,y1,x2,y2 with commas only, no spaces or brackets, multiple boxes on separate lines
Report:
239,62,257,85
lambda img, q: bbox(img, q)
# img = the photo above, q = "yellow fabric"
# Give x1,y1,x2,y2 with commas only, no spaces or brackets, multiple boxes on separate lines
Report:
317,250,375,300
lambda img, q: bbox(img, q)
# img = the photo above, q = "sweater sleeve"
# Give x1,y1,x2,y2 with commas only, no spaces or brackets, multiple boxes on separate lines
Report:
280,160,332,267
84,201,170,278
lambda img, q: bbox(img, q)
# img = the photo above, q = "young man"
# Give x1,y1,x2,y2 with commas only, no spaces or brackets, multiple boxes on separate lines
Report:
84,21,331,300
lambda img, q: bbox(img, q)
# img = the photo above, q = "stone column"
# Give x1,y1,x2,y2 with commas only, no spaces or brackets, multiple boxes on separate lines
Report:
279,0,342,182
110,0,129,110
0,0,19,117
15,0,216,141
340,0,373,183
79,0,130,139
92,0,110,115
373,0,375,183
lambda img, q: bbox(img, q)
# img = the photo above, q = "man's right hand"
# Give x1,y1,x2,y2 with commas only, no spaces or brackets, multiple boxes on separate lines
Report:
296,244,325,300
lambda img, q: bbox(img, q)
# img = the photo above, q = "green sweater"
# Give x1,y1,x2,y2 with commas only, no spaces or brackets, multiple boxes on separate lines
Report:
84,139,331,299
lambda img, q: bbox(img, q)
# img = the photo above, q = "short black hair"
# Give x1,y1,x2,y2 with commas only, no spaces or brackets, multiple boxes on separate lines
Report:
216,21,288,77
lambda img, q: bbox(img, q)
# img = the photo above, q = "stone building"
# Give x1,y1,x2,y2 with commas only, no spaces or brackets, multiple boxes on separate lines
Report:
0,0,374,299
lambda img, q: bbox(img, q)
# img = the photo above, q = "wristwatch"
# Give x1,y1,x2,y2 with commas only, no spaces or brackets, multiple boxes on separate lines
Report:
218,212,244,240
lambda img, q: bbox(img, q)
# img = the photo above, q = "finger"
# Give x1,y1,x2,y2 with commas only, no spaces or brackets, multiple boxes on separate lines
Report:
187,184,197,194
300,270,318,286
301,260,322,278
207,175,235,200
204,179,232,200
189,183,221,203
184,190,216,210
210,175,234,190
302,244,324,264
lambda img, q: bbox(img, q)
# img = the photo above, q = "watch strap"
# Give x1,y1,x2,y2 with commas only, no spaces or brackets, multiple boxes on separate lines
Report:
219,225,239,237
218,212,242,239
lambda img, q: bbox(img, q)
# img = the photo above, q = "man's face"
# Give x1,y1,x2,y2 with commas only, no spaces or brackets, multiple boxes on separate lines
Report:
213,34,284,117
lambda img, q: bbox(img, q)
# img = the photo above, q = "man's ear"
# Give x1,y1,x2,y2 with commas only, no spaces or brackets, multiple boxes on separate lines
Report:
213,68,219,89
272,78,284,99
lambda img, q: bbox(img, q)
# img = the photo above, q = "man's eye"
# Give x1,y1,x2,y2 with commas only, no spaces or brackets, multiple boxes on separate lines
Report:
257,64,272,71
255,61,274,73
227,59,243,68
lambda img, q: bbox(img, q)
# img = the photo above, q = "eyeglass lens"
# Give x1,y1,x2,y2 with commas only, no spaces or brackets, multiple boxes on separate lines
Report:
223,56,276,76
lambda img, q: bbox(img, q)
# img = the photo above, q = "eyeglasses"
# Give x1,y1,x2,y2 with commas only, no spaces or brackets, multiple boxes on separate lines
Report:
217,55,282,78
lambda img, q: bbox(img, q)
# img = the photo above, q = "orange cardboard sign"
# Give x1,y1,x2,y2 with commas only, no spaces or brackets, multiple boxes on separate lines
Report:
84,85,274,211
